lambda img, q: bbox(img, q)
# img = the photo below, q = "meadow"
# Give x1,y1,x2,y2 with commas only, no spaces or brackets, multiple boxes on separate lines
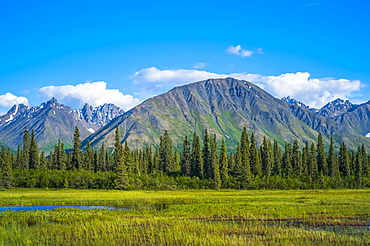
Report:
0,189,369,245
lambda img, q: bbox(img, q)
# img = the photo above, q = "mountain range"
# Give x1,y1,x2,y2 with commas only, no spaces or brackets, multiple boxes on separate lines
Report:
0,98,124,152
1,78,370,152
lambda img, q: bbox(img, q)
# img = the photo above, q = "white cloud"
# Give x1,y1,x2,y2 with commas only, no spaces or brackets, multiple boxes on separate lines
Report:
132,67,229,98
244,72,361,108
240,50,253,57
193,62,206,69
132,67,362,108
0,93,30,108
226,45,242,55
39,81,140,110
226,45,259,57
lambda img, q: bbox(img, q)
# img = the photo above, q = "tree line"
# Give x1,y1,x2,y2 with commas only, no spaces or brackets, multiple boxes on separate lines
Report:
0,127,369,190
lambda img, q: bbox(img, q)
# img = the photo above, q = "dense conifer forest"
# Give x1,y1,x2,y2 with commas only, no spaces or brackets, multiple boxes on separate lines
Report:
0,126,369,190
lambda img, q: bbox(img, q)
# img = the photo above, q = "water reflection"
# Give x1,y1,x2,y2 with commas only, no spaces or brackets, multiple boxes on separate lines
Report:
0,203,169,212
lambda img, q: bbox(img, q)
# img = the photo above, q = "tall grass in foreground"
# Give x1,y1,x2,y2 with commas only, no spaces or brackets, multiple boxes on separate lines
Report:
0,189,369,245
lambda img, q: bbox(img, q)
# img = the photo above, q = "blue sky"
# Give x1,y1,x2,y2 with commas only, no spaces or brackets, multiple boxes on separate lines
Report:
0,0,369,113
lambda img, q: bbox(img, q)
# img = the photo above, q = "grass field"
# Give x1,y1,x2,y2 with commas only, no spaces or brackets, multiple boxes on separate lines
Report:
0,189,369,245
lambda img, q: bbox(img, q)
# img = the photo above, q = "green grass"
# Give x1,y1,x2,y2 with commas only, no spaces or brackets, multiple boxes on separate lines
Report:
0,189,369,245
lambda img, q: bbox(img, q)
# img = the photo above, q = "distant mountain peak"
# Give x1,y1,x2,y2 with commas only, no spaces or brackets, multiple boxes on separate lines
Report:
79,103,125,128
318,98,355,117
281,96,310,109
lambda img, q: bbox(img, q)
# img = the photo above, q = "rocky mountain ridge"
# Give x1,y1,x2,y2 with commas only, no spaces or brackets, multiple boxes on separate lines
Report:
0,98,124,151
83,78,370,150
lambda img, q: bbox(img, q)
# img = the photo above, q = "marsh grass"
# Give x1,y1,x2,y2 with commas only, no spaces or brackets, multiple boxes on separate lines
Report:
0,189,369,245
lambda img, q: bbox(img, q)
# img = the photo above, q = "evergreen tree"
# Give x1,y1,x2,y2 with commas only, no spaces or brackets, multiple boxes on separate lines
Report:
316,133,328,175
0,146,12,188
236,127,251,186
147,146,155,174
115,143,128,190
29,130,39,169
84,141,94,171
261,137,273,177
53,140,67,170
308,143,318,181
355,146,363,188
272,140,282,176
202,129,211,179
39,151,47,170
210,134,221,188
292,140,302,176
22,128,30,170
361,144,369,178
114,126,123,171
327,137,339,177
97,143,106,172
282,143,292,176
249,133,261,176
181,135,191,176
71,126,82,169
159,130,174,173
191,132,203,178
172,150,180,174
219,139,229,182
339,142,351,177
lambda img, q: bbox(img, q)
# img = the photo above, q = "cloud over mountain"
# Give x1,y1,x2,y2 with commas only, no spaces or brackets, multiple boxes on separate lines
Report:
0,93,30,108
132,67,362,108
39,81,140,110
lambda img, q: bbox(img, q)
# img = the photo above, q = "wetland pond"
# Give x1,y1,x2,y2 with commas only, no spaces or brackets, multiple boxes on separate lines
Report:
0,203,169,212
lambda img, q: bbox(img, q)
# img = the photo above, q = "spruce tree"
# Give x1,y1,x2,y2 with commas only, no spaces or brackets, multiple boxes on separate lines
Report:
29,130,39,169
71,126,82,169
181,135,191,176
361,144,369,178
261,137,273,178
114,126,123,171
0,146,12,189
282,143,292,176
327,137,339,177
339,142,350,177
219,139,229,182
292,140,302,176
355,146,363,188
22,128,30,170
202,129,211,179
84,141,94,171
316,133,328,175
210,134,221,188
191,132,203,178
39,151,47,170
115,143,128,190
236,127,251,186
249,132,261,176
159,130,174,173
309,143,318,181
272,140,282,176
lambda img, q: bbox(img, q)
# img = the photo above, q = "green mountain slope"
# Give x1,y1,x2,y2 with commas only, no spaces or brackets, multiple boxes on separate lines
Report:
83,78,370,150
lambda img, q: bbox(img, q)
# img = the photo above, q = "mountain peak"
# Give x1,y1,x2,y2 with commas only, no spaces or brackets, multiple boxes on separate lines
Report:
281,96,309,109
318,98,354,117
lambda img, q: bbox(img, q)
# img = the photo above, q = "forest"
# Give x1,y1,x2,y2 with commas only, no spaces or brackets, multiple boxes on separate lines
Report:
0,126,369,190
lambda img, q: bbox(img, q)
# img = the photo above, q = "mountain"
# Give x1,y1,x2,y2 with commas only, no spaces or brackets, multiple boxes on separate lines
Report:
80,103,124,128
318,98,355,117
0,98,99,152
0,104,29,125
330,101,370,138
281,96,318,113
83,78,370,150
281,96,310,109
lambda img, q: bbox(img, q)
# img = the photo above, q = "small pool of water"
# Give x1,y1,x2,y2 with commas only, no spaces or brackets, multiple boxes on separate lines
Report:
0,205,127,212
0,203,170,212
